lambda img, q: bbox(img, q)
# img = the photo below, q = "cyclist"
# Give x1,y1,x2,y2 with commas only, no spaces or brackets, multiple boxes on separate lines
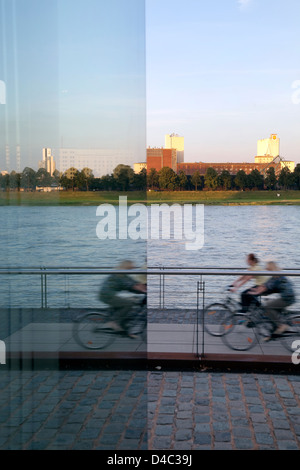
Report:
249,261,296,337
230,253,269,312
99,260,146,336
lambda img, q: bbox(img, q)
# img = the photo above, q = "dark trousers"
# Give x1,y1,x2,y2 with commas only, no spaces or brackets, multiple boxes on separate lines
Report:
241,287,260,313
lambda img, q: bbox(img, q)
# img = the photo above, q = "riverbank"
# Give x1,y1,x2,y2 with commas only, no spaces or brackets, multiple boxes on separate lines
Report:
1,189,300,206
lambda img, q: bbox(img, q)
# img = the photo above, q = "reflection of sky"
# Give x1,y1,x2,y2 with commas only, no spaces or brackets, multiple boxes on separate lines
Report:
0,0,146,171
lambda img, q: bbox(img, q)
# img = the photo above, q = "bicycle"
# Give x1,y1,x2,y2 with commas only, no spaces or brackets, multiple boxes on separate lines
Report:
220,301,300,352
202,288,241,337
73,294,147,350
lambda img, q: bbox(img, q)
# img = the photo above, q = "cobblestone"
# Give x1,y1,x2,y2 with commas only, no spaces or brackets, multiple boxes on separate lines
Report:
0,369,299,450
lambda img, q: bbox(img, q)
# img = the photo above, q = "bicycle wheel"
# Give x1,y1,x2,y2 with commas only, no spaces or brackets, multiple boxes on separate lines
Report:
203,302,233,336
73,312,115,350
280,315,300,352
221,313,257,351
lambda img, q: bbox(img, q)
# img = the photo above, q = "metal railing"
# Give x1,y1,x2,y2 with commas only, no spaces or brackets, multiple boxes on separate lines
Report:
0,266,299,358
1,265,300,309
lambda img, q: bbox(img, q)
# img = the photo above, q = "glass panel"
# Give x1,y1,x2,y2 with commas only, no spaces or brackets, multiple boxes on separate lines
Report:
0,0,146,450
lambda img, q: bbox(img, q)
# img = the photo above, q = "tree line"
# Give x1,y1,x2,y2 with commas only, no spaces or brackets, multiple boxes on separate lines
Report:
148,165,300,191
0,165,147,192
1,163,300,192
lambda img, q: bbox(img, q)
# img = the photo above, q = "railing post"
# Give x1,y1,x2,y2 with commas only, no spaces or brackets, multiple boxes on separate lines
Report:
196,277,205,359
41,271,44,308
40,267,47,309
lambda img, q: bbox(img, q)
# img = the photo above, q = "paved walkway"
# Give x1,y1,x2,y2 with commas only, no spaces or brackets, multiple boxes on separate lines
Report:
0,369,299,450
0,308,299,450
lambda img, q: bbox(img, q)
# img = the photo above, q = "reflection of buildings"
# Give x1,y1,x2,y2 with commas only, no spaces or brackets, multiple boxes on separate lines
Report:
39,148,56,176
55,148,134,177
139,133,295,176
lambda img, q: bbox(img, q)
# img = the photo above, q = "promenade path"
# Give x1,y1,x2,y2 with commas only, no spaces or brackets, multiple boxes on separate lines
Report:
1,307,297,367
0,308,299,450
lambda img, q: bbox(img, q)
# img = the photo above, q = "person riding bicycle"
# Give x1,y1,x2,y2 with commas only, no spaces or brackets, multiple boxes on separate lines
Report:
230,253,269,313
248,261,296,337
99,260,146,336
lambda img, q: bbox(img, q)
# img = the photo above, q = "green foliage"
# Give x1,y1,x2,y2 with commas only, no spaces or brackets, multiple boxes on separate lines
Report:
191,171,203,190
204,167,219,190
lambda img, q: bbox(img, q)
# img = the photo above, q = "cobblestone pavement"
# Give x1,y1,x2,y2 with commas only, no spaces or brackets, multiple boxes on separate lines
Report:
0,368,299,450
148,371,300,450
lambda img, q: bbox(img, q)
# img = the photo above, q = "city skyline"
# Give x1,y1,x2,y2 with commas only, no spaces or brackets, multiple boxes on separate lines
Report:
1,0,300,171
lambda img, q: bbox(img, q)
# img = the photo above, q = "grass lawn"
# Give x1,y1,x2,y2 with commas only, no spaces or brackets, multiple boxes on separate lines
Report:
1,189,300,206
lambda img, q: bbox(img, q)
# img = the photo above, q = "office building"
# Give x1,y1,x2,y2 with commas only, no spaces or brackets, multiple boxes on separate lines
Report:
147,148,177,173
55,148,134,177
255,134,280,163
165,133,184,163
39,148,56,176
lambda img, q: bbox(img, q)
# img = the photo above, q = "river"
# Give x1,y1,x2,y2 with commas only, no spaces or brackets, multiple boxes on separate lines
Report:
0,204,299,309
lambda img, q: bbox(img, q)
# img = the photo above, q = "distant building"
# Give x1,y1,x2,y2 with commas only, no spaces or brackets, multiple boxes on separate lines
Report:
147,148,177,173
141,132,295,178
255,134,294,172
165,133,184,163
177,162,271,176
134,162,147,174
55,148,134,178
256,134,280,162
39,148,56,176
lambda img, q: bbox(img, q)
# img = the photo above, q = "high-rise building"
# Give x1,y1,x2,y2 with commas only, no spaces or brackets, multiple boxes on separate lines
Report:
39,148,56,176
165,133,184,163
255,134,280,163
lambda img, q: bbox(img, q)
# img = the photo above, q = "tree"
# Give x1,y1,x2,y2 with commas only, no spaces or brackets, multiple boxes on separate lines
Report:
278,167,294,190
60,167,79,190
147,168,159,189
191,171,202,191
234,170,248,190
293,164,300,189
248,169,264,190
204,167,219,190
36,168,52,187
21,167,36,190
79,167,94,191
9,170,21,190
113,164,134,191
264,167,277,190
100,174,116,191
178,170,188,190
158,167,178,190
52,169,61,185
219,170,232,190
133,168,147,190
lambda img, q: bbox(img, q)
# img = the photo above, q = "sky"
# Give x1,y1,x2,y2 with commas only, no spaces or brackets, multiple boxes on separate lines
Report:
0,0,299,171
146,0,300,164
0,0,146,171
